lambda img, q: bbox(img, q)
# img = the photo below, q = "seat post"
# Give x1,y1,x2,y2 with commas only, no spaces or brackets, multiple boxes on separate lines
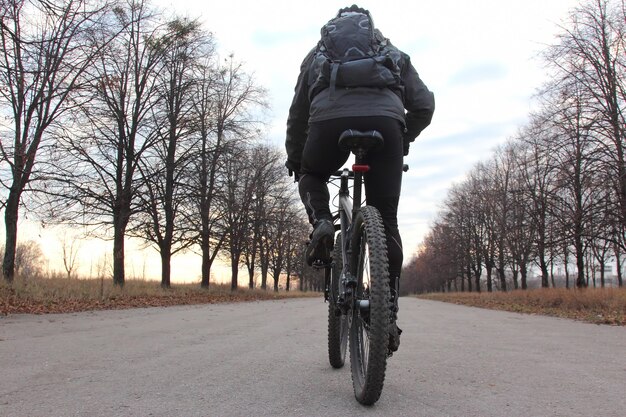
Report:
353,148,367,165
352,149,366,216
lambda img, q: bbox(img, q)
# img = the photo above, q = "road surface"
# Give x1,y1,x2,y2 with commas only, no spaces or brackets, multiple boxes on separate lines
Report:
1,297,625,416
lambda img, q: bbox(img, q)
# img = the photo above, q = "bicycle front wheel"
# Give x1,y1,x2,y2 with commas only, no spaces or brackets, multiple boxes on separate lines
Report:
328,233,349,368
349,205,390,405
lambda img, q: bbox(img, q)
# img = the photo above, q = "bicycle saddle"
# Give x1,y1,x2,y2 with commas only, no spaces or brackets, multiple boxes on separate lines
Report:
338,129,384,152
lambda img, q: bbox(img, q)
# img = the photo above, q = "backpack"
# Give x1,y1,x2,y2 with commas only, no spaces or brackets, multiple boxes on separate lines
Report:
308,12,402,101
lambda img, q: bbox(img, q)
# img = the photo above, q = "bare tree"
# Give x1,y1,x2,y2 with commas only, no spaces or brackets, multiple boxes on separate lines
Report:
506,139,538,290
187,55,266,288
132,18,207,288
1,240,46,278
0,0,116,282
242,145,285,290
545,0,626,238
31,0,165,286
267,195,301,292
543,81,601,288
186,57,225,289
283,214,308,291
406,1,626,293
219,146,258,291
517,114,562,288
60,233,81,279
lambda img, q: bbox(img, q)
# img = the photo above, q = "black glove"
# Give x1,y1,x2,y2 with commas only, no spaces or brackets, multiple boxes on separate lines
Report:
285,160,301,182
403,139,410,156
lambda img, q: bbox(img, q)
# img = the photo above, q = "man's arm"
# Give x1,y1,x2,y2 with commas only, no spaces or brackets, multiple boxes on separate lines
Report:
401,55,435,149
285,50,315,174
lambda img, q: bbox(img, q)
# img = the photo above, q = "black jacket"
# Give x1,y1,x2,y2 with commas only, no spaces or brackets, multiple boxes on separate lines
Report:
285,43,435,172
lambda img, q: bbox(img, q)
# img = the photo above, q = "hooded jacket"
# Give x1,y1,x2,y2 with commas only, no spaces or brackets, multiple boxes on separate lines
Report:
285,39,435,172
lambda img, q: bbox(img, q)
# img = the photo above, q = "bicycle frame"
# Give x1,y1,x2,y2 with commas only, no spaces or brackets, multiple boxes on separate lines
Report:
326,155,369,309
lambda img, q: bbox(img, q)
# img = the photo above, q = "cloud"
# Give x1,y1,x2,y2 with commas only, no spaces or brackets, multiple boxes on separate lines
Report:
448,62,508,86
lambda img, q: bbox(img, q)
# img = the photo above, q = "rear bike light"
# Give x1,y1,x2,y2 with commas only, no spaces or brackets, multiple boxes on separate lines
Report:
352,164,370,173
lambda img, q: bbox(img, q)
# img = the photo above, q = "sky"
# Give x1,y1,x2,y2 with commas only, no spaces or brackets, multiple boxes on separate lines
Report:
27,0,582,283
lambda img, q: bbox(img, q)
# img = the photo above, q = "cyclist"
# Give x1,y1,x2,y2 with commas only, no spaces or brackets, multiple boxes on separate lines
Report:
285,4,435,352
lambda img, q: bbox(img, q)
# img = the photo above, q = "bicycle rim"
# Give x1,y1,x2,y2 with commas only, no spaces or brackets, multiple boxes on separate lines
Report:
328,233,349,368
349,206,390,405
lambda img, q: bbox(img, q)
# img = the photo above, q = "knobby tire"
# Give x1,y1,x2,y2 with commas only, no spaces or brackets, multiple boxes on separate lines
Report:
328,233,349,368
349,205,390,405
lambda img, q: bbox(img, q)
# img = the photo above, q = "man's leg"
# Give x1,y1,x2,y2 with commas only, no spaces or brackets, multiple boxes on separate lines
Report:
362,118,405,353
299,120,349,264
298,173,335,265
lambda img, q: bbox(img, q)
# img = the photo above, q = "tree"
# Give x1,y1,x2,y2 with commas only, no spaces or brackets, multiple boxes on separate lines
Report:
187,55,266,288
133,18,207,288
505,139,537,290
267,195,300,292
545,0,626,242
542,82,600,288
518,115,561,289
0,0,116,282
220,146,257,291
31,0,165,286
60,233,81,279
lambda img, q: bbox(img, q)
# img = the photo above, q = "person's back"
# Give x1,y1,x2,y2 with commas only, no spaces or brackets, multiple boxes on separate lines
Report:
285,4,435,352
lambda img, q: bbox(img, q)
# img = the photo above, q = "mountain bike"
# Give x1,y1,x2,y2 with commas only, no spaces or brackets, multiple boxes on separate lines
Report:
314,129,397,406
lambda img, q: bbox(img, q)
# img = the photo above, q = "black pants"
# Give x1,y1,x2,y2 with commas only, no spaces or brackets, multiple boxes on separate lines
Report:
299,116,404,280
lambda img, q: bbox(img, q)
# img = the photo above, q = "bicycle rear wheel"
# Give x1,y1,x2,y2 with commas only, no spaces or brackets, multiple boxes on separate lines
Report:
328,233,349,368
349,205,390,405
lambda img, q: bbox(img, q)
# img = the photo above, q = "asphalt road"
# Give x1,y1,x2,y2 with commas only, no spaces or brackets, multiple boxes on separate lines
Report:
1,297,625,417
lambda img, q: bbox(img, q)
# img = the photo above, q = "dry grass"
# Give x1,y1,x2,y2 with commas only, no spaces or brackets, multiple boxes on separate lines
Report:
0,276,317,315
419,288,626,325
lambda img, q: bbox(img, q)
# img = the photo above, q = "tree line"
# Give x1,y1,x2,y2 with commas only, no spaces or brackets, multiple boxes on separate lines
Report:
0,0,311,289
402,0,626,294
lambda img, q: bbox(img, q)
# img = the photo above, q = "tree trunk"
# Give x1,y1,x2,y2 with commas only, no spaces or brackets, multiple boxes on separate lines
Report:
201,234,211,288
539,255,550,288
260,263,269,290
600,261,605,288
2,190,20,282
512,269,519,290
497,248,507,291
161,249,171,288
231,252,239,291
564,247,570,289
575,235,586,288
615,245,623,287
498,268,507,292
474,269,481,293
112,201,131,287
273,269,280,292
112,227,125,287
